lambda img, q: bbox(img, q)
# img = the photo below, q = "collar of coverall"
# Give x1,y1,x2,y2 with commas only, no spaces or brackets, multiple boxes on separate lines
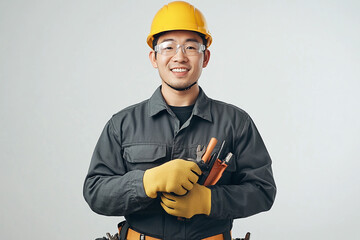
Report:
148,86,213,123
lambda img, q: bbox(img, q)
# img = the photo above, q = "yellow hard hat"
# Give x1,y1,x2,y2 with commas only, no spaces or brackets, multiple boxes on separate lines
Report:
147,1,212,49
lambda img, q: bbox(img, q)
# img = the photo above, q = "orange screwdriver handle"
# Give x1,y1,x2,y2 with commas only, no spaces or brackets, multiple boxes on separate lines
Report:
201,138,218,163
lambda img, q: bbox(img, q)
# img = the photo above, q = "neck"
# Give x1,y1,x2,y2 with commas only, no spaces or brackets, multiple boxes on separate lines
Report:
161,82,200,106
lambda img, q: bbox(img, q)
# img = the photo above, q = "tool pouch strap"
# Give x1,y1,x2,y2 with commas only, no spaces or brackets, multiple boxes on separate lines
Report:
118,220,130,240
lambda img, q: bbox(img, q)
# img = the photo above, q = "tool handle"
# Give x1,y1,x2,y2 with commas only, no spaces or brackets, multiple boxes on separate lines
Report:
201,137,218,163
203,159,228,186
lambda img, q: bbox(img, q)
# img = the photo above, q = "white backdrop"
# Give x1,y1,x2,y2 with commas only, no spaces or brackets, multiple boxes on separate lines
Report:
1,0,359,239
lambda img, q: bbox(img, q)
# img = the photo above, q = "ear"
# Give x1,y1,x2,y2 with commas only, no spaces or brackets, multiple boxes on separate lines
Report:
149,50,158,68
202,49,210,68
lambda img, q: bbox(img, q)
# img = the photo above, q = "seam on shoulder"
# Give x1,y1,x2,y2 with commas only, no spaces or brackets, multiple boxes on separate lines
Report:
239,115,251,137
109,118,120,140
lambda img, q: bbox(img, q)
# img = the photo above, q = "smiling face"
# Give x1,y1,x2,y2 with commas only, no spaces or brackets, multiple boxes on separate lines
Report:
149,30,210,92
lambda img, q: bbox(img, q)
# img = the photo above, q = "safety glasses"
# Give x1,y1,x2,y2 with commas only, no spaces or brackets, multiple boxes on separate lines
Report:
154,41,205,56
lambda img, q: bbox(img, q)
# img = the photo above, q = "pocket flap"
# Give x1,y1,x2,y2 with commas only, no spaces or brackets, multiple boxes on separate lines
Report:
123,144,166,163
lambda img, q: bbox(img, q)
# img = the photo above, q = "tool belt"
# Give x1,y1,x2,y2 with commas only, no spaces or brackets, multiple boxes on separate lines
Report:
118,220,226,240
98,221,249,240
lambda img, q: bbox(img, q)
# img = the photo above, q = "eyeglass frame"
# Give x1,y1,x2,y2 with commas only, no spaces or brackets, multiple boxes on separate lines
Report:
154,40,206,56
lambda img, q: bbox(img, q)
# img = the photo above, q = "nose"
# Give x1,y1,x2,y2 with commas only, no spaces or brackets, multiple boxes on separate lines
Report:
172,46,188,62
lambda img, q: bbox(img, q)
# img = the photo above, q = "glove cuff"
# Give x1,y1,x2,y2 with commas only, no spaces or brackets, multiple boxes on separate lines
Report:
143,169,158,198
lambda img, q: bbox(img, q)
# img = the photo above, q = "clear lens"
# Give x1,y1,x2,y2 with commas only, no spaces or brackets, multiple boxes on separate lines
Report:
155,41,205,56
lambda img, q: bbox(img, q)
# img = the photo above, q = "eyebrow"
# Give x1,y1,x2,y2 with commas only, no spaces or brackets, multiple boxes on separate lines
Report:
160,38,200,44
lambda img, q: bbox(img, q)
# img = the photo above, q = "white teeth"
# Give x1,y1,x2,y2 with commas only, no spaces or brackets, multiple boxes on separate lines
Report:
172,68,188,72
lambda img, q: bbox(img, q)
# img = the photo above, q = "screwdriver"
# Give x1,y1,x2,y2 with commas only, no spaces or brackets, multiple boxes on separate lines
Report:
201,137,218,163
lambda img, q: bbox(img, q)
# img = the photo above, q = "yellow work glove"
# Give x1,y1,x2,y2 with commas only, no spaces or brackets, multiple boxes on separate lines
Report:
160,183,211,219
143,159,202,198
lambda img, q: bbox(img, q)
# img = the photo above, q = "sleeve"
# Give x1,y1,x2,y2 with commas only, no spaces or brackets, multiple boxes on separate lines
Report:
209,115,277,219
83,118,154,216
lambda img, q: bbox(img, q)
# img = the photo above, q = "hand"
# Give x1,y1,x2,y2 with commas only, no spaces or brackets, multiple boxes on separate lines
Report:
143,159,201,198
160,183,211,219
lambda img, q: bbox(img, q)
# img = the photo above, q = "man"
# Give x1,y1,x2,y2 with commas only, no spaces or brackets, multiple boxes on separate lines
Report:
84,1,276,239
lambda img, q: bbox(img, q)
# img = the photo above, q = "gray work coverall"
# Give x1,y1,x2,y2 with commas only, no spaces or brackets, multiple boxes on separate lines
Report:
83,86,276,239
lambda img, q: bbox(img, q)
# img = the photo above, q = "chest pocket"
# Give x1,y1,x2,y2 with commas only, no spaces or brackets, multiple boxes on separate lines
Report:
123,144,167,171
